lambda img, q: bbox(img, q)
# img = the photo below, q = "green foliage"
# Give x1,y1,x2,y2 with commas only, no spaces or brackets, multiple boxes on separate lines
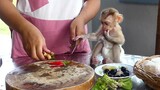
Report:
0,20,9,35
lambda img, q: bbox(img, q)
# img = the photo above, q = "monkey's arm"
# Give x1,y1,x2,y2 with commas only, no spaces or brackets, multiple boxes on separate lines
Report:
74,33,98,41
104,30,125,45
88,25,103,41
75,26,103,41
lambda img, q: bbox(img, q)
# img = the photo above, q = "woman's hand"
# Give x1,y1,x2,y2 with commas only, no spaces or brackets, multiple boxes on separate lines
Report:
20,23,51,60
70,17,86,40
70,17,86,45
0,0,51,60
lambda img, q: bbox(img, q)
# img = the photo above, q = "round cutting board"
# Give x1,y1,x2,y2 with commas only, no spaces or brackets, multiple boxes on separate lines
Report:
5,60,95,90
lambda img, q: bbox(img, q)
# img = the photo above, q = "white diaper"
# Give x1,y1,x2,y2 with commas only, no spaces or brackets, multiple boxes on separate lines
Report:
97,45,125,63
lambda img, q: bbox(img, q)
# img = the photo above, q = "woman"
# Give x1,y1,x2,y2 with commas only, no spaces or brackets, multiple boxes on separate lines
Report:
0,0,100,60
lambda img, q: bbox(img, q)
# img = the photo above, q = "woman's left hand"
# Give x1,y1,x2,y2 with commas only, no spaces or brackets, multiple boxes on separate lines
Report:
70,17,86,47
70,17,86,41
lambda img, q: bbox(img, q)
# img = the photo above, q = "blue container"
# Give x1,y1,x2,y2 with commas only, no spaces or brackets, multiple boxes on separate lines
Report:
119,0,159,5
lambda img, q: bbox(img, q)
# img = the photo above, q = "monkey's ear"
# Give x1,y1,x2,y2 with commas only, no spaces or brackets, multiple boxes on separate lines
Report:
116,14,123,23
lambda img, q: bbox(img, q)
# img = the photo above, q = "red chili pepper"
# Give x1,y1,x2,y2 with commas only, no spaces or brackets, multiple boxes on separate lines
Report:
48,61,64,67
50,65,63,68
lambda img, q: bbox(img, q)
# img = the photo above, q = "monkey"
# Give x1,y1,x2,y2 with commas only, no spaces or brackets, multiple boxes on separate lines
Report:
75,8,125,67
99,8,125,64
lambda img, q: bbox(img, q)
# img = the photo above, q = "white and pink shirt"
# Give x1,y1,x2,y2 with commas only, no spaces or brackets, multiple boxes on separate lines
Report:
12,0,91,58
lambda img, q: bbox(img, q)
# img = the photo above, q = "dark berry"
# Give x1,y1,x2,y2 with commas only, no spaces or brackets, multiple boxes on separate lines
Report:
120,74,125,77
108,73,113,77
103,69,109,74
108,69,117,75
121,66,127,72
123,70,130,76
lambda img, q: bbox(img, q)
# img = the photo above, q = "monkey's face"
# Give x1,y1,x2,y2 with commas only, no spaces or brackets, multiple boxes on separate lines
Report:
101,15,116,31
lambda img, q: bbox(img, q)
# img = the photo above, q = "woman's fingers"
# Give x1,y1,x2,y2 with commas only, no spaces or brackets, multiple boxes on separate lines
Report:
31,46,40,60
70,25,76,40
36,45,45,60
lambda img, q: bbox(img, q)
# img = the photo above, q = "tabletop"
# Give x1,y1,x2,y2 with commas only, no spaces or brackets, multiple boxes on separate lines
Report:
0,53,153,90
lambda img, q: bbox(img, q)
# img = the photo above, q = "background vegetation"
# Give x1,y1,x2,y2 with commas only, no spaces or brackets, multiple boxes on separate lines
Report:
0,0,17,35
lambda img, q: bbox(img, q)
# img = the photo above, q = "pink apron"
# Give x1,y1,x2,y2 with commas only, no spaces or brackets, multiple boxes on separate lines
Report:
11,0,91,58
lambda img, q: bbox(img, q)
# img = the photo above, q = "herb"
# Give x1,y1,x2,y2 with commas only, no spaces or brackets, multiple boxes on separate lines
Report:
63,61,70,66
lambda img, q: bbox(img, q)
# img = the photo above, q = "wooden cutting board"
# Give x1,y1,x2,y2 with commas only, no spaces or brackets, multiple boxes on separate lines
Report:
5,60,95,90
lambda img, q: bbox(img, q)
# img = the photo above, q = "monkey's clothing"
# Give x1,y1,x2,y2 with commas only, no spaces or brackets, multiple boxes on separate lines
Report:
11,0,91,58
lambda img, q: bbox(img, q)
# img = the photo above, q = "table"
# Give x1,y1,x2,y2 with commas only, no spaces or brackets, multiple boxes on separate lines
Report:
0,53,153,90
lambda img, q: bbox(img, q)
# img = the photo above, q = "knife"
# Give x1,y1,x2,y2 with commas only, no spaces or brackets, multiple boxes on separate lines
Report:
70,40,81,54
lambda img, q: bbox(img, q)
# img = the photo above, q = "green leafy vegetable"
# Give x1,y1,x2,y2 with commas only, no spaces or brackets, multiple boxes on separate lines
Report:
92,74,132,90
118,78,132,90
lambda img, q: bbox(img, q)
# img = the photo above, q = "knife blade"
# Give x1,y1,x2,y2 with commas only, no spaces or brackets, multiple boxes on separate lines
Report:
70,39,81,54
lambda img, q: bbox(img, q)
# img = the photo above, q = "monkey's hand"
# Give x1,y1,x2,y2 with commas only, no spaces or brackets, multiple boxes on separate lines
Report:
74,34,89,41
103,30,111,40
104,30,125,44
74,33,99,41
98,36,105,41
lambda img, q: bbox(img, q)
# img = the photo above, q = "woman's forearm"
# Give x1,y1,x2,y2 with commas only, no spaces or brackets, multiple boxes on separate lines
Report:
78,0,101,24
0,0,31,34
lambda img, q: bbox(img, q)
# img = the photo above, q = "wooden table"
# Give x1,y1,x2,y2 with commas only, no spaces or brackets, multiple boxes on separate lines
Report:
0,53,153,90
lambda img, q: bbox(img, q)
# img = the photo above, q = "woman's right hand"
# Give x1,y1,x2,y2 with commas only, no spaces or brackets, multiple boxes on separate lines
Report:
19,23,51,60
0,0,51,60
